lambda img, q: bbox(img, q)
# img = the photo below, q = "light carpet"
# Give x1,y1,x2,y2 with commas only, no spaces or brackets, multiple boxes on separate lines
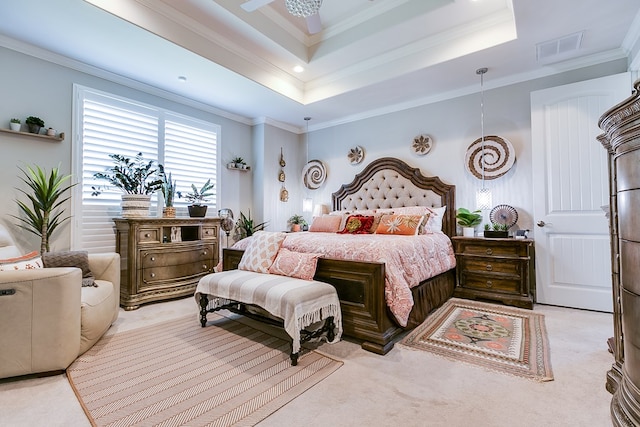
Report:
67,313,342,427
400,298,553,382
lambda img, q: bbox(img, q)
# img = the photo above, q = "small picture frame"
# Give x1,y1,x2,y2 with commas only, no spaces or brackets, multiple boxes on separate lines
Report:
515,229,529,239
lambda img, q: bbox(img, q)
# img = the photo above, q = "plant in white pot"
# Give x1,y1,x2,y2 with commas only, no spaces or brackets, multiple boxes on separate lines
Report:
456,208,482,237
177,179,215,217
10,118,21,131
92,152,163,218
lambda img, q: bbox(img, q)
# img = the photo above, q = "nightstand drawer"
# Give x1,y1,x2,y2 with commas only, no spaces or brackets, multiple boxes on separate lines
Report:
202,226,218,239
454,240,528,257
460,273,521,294
458,257,522,277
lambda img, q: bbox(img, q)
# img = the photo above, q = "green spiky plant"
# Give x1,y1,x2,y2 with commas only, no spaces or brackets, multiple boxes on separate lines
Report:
13,164,75,253
159,165,176,207
235,209,267,240
177,179,215,206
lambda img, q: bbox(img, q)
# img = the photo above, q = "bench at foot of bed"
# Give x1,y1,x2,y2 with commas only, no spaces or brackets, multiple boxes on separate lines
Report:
195,269,343,366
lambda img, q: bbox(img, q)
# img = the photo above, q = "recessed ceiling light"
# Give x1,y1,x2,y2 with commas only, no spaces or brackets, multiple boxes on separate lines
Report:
178,76,187,82
293,66,304,73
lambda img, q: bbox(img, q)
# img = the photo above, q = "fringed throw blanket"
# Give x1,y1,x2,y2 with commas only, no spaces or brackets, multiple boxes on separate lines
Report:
196,269,342,354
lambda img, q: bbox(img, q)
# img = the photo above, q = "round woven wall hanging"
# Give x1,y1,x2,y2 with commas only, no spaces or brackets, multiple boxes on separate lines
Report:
302,159,327,189
465,135,516,180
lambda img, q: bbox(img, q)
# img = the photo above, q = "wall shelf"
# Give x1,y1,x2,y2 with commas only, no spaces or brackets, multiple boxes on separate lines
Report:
0,128,64,142
226,164,251,172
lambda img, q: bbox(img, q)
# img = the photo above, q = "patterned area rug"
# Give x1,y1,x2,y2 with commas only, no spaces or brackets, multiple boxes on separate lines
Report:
67,314,342,427
400,298,553,381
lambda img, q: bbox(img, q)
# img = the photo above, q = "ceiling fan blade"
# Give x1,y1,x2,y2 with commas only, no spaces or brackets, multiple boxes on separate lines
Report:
241,0,276,12
306,13,322,34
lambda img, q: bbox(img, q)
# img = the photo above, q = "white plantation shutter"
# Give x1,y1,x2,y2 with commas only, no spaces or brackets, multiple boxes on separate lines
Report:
73,86,218,253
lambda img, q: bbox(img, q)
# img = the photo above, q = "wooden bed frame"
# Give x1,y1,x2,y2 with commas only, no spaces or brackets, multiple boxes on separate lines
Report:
224,157,456,355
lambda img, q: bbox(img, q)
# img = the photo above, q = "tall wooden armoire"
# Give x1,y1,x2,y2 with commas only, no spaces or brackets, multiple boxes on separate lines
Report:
598,79,640,426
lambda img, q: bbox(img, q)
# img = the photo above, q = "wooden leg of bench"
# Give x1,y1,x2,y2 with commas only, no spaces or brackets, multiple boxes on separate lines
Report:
199,294,209,327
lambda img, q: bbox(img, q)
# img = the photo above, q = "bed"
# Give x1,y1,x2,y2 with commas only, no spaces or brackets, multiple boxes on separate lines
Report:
223,157,456,354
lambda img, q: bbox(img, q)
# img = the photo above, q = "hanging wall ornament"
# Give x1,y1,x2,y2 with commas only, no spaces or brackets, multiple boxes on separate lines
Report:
465,135,516,180
348,146,365,165
412,134,432,156
302,159,327,189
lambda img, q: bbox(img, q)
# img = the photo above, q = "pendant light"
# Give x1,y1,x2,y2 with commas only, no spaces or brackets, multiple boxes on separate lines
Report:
302,117,313,213
475,67,492,211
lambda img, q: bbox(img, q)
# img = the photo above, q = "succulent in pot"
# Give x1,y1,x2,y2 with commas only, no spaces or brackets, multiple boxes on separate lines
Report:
25,116,44,134
177,179,215,217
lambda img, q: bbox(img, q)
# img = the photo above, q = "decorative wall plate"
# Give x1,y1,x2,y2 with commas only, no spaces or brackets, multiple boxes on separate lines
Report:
490,204,518,228
465,135,516,180
412,134,432,156
348,145,364,165
302,159,327,189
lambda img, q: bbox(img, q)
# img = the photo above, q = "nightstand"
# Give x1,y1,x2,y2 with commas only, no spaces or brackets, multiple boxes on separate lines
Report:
451,237,535,309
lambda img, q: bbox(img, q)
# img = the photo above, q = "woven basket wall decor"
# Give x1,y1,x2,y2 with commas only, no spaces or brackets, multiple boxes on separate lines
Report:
465,135,516,180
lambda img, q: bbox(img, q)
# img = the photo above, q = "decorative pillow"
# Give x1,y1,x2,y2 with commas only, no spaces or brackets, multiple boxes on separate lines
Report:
426,206,447,233
238,231,287,273
337,215,375,234
0,251,44,271
309,215,342,233
268,248,322,280
375,214,424,235
42,250,96,287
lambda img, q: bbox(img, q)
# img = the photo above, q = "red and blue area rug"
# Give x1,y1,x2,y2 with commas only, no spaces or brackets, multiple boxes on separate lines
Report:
401,298,553,381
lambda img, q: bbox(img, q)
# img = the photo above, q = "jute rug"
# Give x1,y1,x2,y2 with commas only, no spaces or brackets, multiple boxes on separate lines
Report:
400,298,553,381
67,313,342,427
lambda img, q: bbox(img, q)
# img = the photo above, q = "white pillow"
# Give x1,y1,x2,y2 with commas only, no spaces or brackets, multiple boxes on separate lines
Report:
426,206,447,233
0,251,44,271
238,231,287,273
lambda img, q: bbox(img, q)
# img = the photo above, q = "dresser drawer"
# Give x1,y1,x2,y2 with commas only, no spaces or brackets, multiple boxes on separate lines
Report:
138,227,161,243
141,244,214,268
202,226,218,240
142,261,213,286
454,240,528,258
459,273,521,294
458,257,522,277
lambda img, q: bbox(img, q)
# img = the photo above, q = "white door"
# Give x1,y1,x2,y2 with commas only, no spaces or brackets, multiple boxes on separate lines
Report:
530,72,630,312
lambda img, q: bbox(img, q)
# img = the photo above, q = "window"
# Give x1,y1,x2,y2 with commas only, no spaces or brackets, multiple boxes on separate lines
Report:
72,86,219,252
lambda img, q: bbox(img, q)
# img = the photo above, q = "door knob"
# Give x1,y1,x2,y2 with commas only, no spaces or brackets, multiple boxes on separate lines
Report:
537,221,546,227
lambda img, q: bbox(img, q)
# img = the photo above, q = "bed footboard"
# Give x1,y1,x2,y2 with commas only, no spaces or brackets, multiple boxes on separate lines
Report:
222,248,454,355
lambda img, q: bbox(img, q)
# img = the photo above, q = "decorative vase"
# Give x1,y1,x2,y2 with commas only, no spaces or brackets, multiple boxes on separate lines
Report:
188,205,207,218
291,224,301,232
121,194,151,218
462,227,475,237
27,124,41,134
46,128,56,136
9,122,20,131
162,206,176,218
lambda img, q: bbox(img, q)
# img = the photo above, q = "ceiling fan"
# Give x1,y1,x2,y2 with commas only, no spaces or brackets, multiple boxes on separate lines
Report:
241,0,323,34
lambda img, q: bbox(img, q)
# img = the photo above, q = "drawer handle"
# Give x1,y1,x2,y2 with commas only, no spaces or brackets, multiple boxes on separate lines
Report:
205,230,210,235
145,233,150,238
486,280,493,288
202,264,208,270
486,248,493,255
486,264,493,271
203,250,208,255
150,256,155,261
150,273,155,278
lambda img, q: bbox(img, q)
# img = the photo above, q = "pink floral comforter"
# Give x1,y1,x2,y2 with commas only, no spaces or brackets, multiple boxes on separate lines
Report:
232,232,456,327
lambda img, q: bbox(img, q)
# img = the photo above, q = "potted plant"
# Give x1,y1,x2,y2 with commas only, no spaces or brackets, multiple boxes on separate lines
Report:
235,209,267,240
231,156,246,169
456,208,482,237
12,164,75,253
92,152,163,218
25,116,44,134
10,118,21,131
484,222,509,238
159,165,177,218
177,179,215,217
288,214,307,232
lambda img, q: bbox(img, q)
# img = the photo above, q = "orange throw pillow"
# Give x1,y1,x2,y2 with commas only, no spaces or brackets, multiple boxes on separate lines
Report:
375,214,424,235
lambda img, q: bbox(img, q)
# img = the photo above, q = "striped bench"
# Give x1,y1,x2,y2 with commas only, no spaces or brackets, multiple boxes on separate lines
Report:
195,269,342,365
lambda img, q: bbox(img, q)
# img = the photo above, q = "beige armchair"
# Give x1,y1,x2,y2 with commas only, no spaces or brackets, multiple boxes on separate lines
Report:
0,226,120,379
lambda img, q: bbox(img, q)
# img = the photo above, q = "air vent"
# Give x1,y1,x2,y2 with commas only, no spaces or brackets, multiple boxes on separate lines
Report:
536,31,583,62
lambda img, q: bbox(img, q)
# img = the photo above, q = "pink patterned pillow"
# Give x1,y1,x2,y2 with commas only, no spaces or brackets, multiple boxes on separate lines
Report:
0,251,43,271
309,215,342,232
238,231,287,273
268,248,322,280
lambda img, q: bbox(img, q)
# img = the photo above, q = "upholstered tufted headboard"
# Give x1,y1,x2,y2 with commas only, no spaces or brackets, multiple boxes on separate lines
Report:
331,157,456,237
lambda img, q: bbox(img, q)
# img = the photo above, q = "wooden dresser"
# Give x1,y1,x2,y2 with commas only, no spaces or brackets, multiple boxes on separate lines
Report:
598,79,640,427
114,217,220,310
452,237,535,309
